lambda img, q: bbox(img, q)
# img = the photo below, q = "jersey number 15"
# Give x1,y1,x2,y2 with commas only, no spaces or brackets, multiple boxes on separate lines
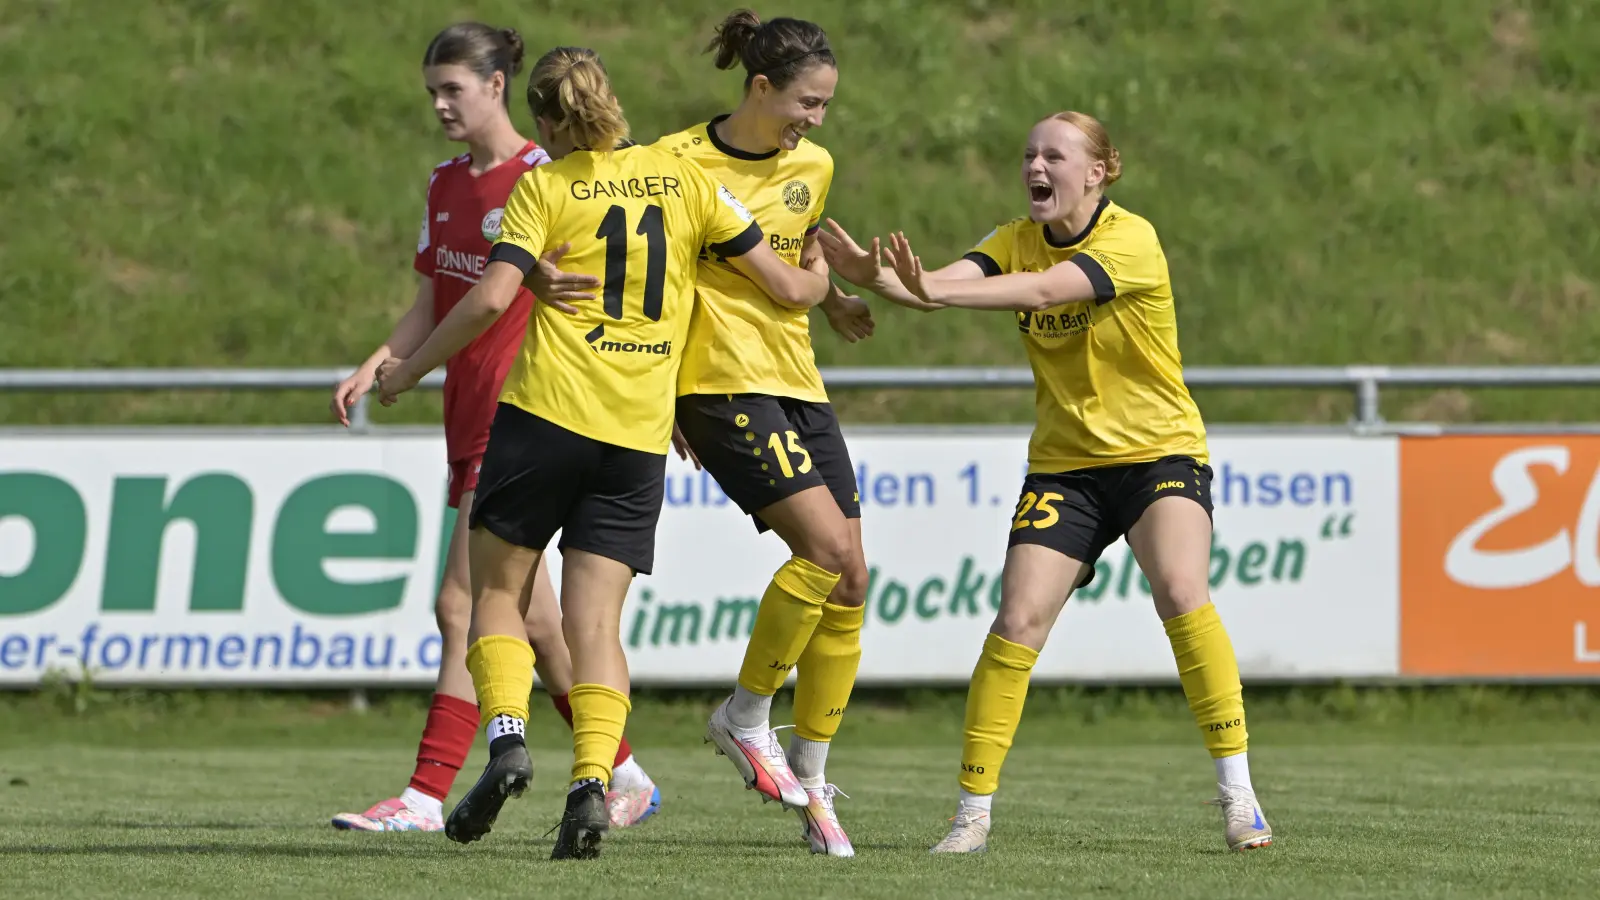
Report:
595,204,665,322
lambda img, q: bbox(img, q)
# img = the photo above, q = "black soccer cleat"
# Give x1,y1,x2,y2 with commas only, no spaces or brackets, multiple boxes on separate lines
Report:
549,779,609,860
444,736,532,844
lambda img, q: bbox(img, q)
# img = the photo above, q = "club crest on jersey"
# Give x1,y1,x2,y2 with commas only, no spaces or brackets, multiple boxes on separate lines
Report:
480,208,505,242
781,180,811,214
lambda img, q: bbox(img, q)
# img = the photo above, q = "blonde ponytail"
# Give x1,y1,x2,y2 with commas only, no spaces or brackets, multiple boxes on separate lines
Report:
527,47,630,151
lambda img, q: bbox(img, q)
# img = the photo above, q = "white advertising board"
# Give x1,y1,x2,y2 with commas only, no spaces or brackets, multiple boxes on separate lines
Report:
0,431,1399,686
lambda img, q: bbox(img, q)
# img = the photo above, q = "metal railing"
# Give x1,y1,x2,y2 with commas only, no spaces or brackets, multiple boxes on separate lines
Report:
3,365,1599,429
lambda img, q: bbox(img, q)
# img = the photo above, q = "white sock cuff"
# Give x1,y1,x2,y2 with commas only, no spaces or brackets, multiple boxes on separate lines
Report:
958,788,994,813
1215,751,1253,792
486,714,525,744
727,686,774,732
787,735,830,783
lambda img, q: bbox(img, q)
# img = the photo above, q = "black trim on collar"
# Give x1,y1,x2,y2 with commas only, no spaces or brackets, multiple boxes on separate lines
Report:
1043,195,1110,248
706,114,781,161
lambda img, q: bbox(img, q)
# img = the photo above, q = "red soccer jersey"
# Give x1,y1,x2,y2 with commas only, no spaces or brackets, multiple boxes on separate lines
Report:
413,141,551,463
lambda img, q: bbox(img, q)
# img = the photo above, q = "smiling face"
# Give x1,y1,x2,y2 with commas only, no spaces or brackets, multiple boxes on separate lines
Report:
424,63,505,143
748,62,837,151
1021,117,1107,223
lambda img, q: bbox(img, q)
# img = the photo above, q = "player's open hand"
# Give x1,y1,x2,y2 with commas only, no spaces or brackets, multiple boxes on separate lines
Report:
671,423,702,471
886,232,937,304
374,357,420,407
818,219,883,288
822,291,875,343
330,368,375,427
527,242,598,314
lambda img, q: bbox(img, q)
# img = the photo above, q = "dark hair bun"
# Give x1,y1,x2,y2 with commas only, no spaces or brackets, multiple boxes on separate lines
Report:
501,28,526,76
707,9,761,71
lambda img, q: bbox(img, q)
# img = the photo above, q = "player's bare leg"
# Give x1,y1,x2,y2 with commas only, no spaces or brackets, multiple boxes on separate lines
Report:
522,561,660,828
332,489,479,833
549,549,637,860
444,529,542,844
787,516,867,857
707,485,845,810
932,545,1083,854
1129,497,1270,851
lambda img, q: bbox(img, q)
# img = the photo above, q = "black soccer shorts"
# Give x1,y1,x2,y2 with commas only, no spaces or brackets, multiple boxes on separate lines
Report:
1006,454,1215,587
470,403,666,575
674,393,862,533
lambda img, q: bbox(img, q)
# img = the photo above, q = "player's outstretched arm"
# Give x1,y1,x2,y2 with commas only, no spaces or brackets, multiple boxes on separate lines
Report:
884,231,1096,312
818,219,983,312
374,261,525,403
331,276,436,425
725,239,832,310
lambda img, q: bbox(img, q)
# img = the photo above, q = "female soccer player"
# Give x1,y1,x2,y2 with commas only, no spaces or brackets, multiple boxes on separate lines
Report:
373,46,830,860
821,112,1272,853
654,10,872,859
326,23,657,834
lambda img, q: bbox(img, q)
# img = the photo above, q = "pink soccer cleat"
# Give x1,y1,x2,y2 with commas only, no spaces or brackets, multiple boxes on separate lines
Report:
703,698,808,808
796,783,855,857
331,797,443,832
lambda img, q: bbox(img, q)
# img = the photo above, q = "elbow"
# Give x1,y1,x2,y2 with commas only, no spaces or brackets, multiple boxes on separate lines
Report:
1023,286,1063,312
779,275,829,310
476,286,517,317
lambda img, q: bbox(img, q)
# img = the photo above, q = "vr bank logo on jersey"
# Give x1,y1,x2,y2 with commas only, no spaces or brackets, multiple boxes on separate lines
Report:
583,324,671,356
1018,308,1093,338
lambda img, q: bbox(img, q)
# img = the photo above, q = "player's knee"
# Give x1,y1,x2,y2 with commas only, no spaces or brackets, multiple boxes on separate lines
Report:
828,555,870,608
798,524,853,577
992,599,1053,646
435,585,472,640
1152,575,1211,619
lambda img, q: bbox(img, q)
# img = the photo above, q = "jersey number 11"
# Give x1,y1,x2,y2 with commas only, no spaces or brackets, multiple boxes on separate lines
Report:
595,204,666,322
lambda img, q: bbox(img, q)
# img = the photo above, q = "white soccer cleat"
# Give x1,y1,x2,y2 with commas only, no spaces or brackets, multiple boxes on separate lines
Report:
606,783,662,828
704,698,809,808
1210,783,1273,851
795,783,855,858
930,807,990,854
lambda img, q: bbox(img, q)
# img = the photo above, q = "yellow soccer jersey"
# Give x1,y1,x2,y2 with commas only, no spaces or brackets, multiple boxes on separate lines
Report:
488,143,763,454
965,197,1209,473
654,117,833,401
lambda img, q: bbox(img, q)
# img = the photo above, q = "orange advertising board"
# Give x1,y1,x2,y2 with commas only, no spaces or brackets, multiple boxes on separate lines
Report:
1401,435,1600,676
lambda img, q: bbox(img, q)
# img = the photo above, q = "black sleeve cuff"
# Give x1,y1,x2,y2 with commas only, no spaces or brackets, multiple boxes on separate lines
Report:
962,252,1002,278
1071,254,1116,303
710,221,764,259
488,242,538,276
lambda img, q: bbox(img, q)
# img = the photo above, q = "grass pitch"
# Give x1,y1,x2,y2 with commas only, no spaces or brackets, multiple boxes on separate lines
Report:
3,687,1598,899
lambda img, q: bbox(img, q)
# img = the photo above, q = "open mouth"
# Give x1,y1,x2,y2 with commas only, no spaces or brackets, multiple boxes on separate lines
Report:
784,125,805,143
1029,182,1054,203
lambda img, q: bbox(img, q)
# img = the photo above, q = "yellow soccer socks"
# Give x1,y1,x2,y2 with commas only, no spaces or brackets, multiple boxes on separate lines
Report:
730,556,840,729
959,632,1039,797
1164,602,1254,787
793,602,865,741
569,683,632,786
466,634,535,742
789,601,865,782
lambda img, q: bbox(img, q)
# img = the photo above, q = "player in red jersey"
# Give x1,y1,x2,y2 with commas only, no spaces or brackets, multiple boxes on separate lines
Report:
326,22,659,833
